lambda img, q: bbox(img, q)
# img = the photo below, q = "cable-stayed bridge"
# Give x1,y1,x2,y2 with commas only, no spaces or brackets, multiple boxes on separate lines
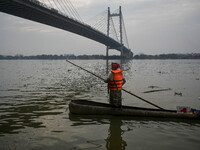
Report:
0,0,133,58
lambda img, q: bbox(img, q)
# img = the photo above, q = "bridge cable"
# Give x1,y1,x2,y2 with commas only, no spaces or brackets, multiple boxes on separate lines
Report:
113,8,121,41
94,15,106,29
110,17,119,41
109,18,116,40
85,9,108,34
45,0,81,21
68,0,83,21
62,0,79,20
51,1,63,14
46,0,54,8
57,0,68,16
60,0,77,19
40,0,50,8
97,20,107,34
93,13,107,34
66,0,82,21
122,15,129,48
87,10,107,22
94,16,107,33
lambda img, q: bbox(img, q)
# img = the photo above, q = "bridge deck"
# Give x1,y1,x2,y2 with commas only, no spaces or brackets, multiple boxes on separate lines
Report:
0,0,132,56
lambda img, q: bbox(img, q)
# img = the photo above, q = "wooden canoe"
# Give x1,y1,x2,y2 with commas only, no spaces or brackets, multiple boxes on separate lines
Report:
69,100,200,120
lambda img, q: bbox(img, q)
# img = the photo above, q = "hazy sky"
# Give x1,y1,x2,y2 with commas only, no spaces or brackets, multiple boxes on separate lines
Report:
0,0,200,56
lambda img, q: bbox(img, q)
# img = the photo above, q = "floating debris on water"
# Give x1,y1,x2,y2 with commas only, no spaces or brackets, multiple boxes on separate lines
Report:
144,88,171,93
196,78,199,80
148,86,159,89
157,71,168,74
174,92,182,96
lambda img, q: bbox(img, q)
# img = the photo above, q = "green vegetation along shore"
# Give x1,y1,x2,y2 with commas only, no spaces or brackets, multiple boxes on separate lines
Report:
0,53,199,60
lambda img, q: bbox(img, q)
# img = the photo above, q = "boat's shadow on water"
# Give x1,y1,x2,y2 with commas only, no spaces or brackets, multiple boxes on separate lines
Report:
69,113,200,126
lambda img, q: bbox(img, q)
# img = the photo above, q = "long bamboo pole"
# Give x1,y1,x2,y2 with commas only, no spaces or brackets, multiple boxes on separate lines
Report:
66,60,165,110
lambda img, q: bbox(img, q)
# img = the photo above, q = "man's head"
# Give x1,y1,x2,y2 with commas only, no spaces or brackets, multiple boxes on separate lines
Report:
111,63,120,70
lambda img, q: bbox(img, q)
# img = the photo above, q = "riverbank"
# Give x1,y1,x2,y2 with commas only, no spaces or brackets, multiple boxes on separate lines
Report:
0,53,199,60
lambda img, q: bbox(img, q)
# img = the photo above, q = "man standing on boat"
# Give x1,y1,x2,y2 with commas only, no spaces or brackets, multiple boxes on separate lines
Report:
104,63,126,107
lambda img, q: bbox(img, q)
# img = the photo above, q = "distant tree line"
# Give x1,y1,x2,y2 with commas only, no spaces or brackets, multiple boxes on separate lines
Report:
0,53,199,60
133,53,200,59
0,54,126,60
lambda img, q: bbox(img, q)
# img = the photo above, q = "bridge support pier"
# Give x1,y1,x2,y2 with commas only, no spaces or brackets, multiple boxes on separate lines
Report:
120,44,123,59
106,46,109,75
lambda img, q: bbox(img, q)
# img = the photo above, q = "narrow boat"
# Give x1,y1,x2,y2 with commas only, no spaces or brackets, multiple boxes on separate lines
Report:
69,100,200,120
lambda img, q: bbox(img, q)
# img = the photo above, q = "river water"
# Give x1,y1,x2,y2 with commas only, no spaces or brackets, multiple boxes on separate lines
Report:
0,59,200,150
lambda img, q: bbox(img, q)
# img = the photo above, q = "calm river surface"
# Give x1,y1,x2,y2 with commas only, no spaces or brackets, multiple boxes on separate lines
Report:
0,59,200,150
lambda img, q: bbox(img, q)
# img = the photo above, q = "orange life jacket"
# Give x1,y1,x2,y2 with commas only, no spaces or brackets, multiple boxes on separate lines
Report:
109,69,123,91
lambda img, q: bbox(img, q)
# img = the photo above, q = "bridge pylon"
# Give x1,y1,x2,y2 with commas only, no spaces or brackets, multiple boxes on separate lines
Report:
106,6,131,59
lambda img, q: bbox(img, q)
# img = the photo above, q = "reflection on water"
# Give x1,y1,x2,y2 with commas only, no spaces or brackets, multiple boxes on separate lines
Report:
69,114,127,150
0,59,200,150
0,60,109,136
0,95,65,135
106,119,127,150
69,114,200,150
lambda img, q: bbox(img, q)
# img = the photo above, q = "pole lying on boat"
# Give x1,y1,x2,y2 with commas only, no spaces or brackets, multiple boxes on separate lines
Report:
66,60,165,110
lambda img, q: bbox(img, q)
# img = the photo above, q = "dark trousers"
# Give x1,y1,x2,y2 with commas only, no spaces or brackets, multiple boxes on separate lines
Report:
109,90,122,107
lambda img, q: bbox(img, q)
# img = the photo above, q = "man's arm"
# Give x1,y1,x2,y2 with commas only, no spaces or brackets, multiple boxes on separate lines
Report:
122,78,126,86
104,72,114,83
